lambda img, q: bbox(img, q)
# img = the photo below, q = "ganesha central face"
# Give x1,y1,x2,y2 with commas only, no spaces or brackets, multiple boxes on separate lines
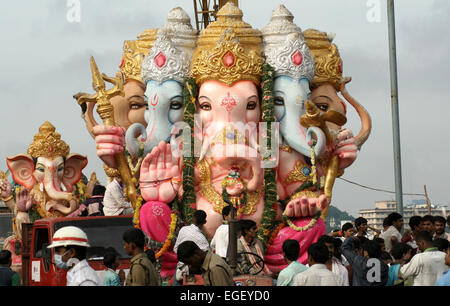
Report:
197,80,260,168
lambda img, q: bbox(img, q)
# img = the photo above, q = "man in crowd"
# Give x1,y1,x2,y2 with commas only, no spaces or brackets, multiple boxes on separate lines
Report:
433,216,448,240
380,212,403,253
47,226,100,286
318,235,349,285
293,243,344,286
386,243,412,286
176,241,235,286
277,240,307,286
436,242,450,285
341,236,388,286
211,206,232,259
421,215,434,236
402,216,422,255
123,228,159,286
173,210,210,284
354,217,369,239
399,230,448,286
0,250,21,286
103,177,133,216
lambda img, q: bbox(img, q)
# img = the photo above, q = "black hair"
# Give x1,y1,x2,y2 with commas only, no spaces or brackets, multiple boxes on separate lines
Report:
415,230,433,243
333,238,343,261
0,250,12,265
422,215,434,223
409,216,422,231
145,249,156,264
103,252,118,269
358,236,369,246
380,251,393,262
342,222,354,232
221,206,231,219
193,210,207,225
433,216,446,225
383,217,390,227
387,212,402,226
123,228,146,249
432,238,449,252
317,235,335,245
391,243,412,260
69,245,87,260
92,184,106,196
354,217,368,228
362,240,382,259
374,237,385,245
240,219,257,236
176,241,200,262
307,243,329,264
447,215,450,224
282,239,300,262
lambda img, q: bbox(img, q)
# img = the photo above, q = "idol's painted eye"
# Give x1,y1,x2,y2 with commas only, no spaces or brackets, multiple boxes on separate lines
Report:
170,97,184,110
37,167,45,173
274,96,284,106
315,103,329,112
199,102,212,111
130,96,147,110
247,101,257,110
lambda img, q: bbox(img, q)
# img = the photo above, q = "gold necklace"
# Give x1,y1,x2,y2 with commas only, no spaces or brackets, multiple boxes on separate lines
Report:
197,158,261,216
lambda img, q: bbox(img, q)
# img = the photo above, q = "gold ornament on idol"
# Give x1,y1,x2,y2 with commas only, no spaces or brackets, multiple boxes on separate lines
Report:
190,1,264,86
27,121,70,159
119,29,158,83
198,159,260,216
303,29,343,91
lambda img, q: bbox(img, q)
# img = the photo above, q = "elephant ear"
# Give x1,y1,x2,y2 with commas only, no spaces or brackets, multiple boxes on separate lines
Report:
6,154,36,189
62,153,88,192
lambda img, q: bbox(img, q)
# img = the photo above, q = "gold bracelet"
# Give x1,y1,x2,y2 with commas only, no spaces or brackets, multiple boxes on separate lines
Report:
1,194,13,202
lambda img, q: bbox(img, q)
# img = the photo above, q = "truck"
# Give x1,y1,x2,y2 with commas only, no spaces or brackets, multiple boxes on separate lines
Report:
20,215,133,286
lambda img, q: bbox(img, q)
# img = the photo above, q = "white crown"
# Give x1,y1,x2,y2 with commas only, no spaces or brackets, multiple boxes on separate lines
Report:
141,7,197,84
262,5,314,81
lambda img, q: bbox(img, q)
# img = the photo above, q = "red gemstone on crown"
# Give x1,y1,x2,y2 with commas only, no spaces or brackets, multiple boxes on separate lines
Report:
154,52,166,68
223,51,235,67
291,51,303,66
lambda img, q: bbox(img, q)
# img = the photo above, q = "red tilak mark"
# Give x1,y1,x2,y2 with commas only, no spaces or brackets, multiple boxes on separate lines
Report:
150,94,158,106
154,52,166,68
291,50,303,66
222,51,235,67
220,92,237,112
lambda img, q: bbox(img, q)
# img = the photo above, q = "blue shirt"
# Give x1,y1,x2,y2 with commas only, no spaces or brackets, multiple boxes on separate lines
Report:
103,269,121,286
436,270,450,286
277,261,308,286
387,264,401,286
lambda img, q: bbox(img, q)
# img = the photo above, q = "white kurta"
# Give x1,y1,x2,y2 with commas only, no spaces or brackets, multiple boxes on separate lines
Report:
210,223,229,258
66,260,101,286
400,250,448,286
293,264,345,286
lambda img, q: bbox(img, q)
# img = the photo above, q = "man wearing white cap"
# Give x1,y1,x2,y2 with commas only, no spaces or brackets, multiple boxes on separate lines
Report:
48,226,100,286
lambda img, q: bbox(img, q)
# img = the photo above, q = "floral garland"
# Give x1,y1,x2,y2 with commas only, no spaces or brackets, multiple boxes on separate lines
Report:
181,77,198,224
283,211,321,232
257,63,278,251
155,212,178,258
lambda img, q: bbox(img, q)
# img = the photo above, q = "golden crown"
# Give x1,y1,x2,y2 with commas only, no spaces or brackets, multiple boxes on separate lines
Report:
190,2,263,86
27,121,70,159
304,29,343,91
119,28,158,83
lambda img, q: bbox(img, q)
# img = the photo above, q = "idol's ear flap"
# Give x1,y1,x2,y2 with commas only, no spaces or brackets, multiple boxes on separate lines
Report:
6,154,36,189
62,154,88,192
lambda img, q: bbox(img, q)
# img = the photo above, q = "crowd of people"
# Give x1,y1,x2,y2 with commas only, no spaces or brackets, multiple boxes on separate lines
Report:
1,197,449,286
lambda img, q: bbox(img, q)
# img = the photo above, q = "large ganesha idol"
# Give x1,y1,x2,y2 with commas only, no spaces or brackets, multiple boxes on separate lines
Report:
0,121,87,240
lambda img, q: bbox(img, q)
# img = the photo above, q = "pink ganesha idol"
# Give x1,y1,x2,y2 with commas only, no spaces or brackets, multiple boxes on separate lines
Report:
261,5,369,273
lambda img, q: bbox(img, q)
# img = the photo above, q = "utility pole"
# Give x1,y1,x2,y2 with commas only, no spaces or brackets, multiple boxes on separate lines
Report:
387,0,404,216
424,185,431,215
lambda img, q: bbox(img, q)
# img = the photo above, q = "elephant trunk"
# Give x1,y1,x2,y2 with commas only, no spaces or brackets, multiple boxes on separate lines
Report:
282,124,327,158
43,173,72,202
340,81,372,149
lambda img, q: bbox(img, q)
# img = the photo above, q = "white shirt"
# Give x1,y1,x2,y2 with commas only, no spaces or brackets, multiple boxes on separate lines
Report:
293,264,345,286
400,250,448,286
332,257,349,286
66,260,101,286
380,226,402,253
210,223,229,258
103,179,132,216
173,224,210,253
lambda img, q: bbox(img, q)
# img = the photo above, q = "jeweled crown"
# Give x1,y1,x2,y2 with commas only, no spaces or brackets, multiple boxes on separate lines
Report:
190,2,263,86
262,5,315,82
304,28,343,91
141,7,197,84
27,121,70,159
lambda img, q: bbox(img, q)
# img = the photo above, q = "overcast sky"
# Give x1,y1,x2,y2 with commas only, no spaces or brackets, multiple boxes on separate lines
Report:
1,0,449,217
